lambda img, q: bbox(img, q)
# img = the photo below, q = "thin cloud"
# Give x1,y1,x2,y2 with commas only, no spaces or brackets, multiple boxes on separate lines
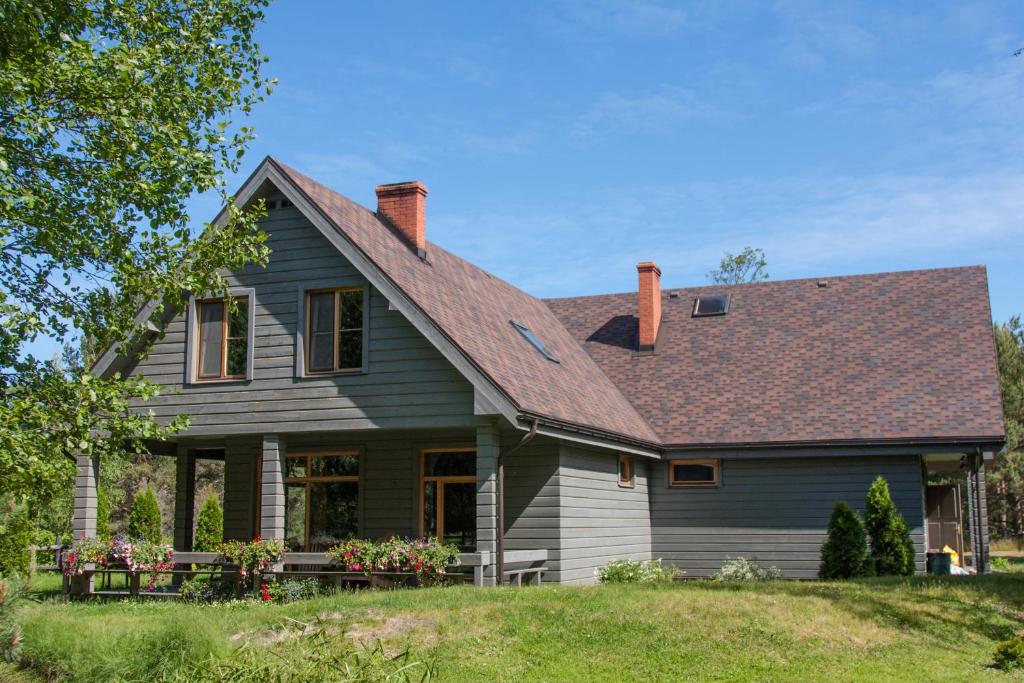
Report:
542,0,688,38
571,85,732,143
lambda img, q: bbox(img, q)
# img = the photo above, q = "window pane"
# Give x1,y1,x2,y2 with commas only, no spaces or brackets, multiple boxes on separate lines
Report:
228,299,248,338
423,481,438,538
310,333,334,371
442,482,476,551
673,463,716,483
309,481,358,550
340,289,363,329
226,338,247,376
308,292,335,371
424,451,475,477
285,456,307,479
338,330,362,369
309,292,335,334
285,483,306,551
198,301,223,378
312,454,358,477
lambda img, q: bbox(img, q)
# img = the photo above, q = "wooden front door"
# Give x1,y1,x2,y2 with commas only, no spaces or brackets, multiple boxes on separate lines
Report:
925,485,964,557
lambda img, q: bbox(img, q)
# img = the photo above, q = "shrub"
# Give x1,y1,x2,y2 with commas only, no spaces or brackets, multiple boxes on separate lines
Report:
991,556,1012,572
713,557,782,581
95,486,111,542
596,558,678,584
179,575,236,603
0,576,27,663
128,487,162,543
264,577,321,603
995,635,1024,670
0,506,31,577
865,476,915,576
194,496,223,552
820,501,869,579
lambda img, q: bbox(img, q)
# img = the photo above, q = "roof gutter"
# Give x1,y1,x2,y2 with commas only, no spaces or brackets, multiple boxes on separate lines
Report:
664,435,1006,452
517,411,661,457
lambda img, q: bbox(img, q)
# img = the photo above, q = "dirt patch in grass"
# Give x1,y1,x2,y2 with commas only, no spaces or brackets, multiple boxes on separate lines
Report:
345,612,438,654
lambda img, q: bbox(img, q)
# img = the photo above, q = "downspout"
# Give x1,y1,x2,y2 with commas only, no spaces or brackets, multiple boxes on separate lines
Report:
496,418,538,586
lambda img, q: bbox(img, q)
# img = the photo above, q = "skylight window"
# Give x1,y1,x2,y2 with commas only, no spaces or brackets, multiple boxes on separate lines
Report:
692,294,731,317
510,320,559,363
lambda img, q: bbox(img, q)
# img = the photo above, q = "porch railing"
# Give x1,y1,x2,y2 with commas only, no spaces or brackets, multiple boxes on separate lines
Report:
60,548,548,597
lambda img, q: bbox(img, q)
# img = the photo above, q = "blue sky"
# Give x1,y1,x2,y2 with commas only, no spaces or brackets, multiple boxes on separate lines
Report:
31,2,1024,360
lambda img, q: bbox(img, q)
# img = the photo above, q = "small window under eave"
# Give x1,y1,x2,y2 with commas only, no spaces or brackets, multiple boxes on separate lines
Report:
692,293,731,317
510,320,560,363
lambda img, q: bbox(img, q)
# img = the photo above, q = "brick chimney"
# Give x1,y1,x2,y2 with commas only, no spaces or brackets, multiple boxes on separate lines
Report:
637,261,662,351
375,181,428,256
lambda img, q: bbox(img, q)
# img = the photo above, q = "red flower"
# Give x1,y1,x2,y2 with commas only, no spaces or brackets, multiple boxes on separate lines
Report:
260,581,272,602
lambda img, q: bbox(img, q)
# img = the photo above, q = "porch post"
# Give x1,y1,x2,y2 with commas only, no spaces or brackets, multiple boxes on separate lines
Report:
972,454,990,574
476,420,500,586
70,454,98,595
173,444,196,551
260,435,285,549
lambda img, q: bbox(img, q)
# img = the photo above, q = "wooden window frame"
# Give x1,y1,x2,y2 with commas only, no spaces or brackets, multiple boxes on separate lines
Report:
418,448,476,541
618,454,635,488
194,296,249,381
284,450,360,550
304,287,364,375
668,458,720,488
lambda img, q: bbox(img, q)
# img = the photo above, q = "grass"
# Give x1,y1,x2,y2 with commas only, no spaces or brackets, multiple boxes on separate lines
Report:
9,572,1024,682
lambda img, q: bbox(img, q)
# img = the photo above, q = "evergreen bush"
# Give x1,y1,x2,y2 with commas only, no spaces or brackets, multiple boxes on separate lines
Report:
128,487,163,543
193,496,223,552
0,506,31,577
820,501,869,579
0,576,26,663
865,476,915,576
95,485,111,541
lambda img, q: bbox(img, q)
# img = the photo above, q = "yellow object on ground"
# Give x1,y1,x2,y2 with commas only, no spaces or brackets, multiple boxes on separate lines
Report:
942,545,960,566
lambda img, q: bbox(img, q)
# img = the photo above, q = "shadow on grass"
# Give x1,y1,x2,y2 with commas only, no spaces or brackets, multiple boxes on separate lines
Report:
695,574,1024,647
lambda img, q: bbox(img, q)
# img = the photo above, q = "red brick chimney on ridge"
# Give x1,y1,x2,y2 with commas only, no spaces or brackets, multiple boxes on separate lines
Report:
375,181,428,257
637,261,662,351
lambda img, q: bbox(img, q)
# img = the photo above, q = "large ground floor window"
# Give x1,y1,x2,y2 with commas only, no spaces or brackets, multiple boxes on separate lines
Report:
420,449,476,551
285,450,359,551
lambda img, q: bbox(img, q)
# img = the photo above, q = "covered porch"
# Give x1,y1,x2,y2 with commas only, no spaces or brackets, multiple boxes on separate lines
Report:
922,450,994,573
70,420,548,592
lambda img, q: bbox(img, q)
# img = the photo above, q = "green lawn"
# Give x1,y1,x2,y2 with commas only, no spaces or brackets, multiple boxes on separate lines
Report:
9,571,1024,682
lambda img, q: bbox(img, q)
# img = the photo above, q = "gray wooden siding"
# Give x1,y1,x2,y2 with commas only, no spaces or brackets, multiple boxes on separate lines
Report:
503,436,562,581
650,455,926,579
556,445,653,585
223,437,259,541
122,202,476,435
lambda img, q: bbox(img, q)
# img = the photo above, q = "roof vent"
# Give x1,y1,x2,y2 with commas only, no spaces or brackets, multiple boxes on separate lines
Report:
510,320,559,363
692,294,731,317
817,280,829,288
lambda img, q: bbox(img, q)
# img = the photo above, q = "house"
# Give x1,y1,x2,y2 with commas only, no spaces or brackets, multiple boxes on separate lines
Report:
78,157,1005,585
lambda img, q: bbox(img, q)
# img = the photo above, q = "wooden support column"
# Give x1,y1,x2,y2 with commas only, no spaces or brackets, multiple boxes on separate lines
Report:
476,420,500,586
973,454,990,574
260,435,285,546
173,445,196,551
70,455,98,595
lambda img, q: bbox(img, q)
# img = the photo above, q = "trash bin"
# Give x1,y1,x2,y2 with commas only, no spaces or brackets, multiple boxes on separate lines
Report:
927,552,952,576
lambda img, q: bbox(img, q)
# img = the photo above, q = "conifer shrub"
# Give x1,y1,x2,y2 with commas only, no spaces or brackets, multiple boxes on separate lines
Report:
820,501,869,579
193,496,223,552
128,487,163,543
0,506,31,577
865,476,915,576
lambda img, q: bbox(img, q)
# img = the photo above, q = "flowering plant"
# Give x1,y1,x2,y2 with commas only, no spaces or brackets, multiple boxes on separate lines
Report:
63,534,174,590
216,537,283,579
326,537,460,580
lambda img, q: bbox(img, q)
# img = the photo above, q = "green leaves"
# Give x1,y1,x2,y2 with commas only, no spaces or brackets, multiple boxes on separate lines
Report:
708,246,769,285
0,0,271,506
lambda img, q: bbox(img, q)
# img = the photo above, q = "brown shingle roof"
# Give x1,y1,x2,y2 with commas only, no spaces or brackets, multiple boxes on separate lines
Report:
544,267,1005,447
272,159,660,445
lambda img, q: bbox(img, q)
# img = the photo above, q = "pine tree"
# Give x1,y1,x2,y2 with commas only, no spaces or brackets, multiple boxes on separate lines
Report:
95,485,111,542
128,487,162,543
820,501,869,579
865,476,915,576
193,496,223,552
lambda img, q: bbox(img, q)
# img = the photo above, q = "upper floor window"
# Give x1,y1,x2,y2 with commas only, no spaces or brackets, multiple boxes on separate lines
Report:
196,297,249,380
306,287,364,374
